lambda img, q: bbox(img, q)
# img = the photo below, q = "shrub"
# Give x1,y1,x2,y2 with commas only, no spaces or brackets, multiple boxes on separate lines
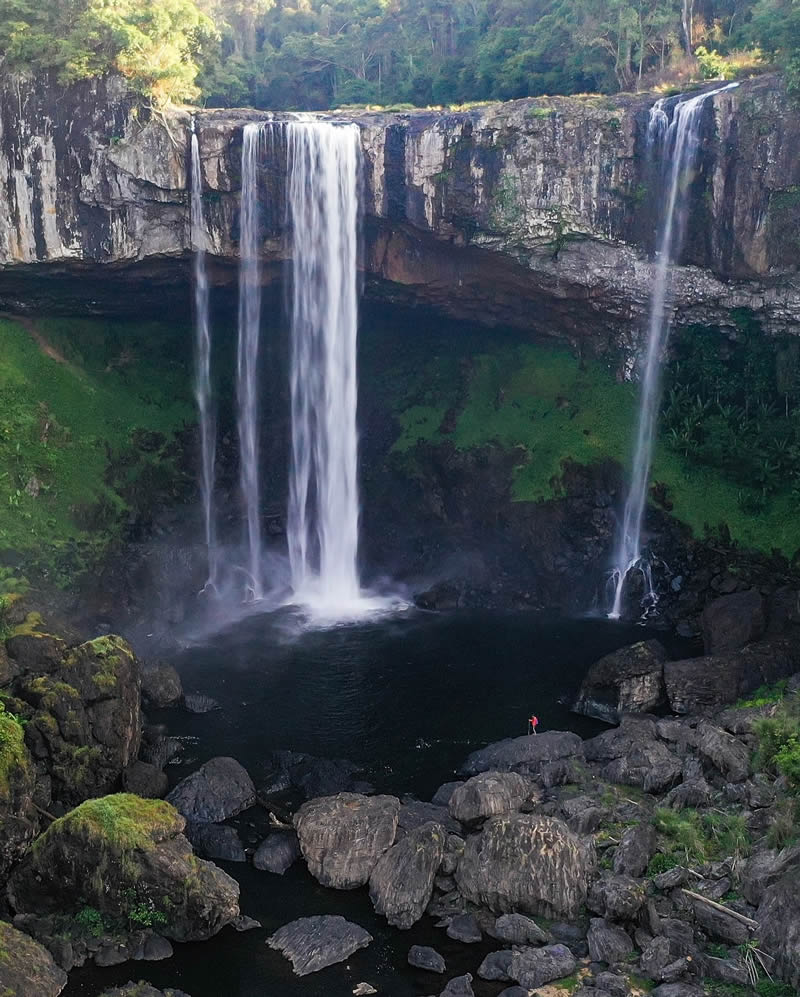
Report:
755,697,800,789
74,906,106,937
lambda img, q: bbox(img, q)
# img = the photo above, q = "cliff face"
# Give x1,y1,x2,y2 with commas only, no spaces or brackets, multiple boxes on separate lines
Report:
0,72,798,347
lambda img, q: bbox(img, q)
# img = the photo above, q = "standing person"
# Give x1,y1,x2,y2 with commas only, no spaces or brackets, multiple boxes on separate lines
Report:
528,714,539,735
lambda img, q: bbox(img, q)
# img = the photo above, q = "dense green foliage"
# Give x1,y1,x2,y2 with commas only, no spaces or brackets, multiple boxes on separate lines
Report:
0,0,796,105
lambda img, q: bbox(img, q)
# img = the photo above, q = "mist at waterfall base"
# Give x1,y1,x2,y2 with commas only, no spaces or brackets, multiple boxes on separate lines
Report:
608,83,739,620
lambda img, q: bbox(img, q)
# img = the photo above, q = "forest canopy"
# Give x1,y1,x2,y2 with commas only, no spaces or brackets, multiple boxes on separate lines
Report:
0,0,797,106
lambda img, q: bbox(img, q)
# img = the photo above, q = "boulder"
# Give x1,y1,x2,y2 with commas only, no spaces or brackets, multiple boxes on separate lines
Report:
756,864,800,989
397,799,460,836
140,664,183,708
573,640,668,723
613,822,657,878
166,756,255,823
448,771,531,824
509,943,577,989
5,632,66,673
261,749,371,799
369,821,444,928
584,716,681,792
122,760,169,799
408,944,446,973
0,705,37,879
431,781,463,807
587,918,634,963
0,920,67,996
701,590,766,654
694,722,751,783
640,935,672,979
489,912,550,945
446,913,482,943
690,898,750,945
253,831,301,874
460,731,584,778
477,950,513,981
651,986,704,997
440,975,475,997
588,874,646,920
267,915,372,976
294,792,399,889
185,821,246,862
8,793,240,942
455,813,590,918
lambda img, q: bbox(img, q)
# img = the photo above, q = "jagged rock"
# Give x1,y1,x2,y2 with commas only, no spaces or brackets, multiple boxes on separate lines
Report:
166,756,255,822
664,778,712,810
352,985,377,996
253,831,301,874
588,874,646,920
0,920,67,996
408,944,446,973
654,866,687,890
573,640,667,723
509,943,577,989
587,918,634,963
756,862,800,988
369,821,445,928
613,822,657,877
140,663,183,707
185,821,246,862
701,590,766,654
704,955,749,985
446,913,483,943
122,760,169,799
460,731,584,778
261,749,372,799
182,693,219,714
489,912,550,945
231,915,261,932
448,771,531,824
294,792,399,889
694,722,751,783
440,974,474,996
267,915,372,976
595,971,629,996
477,950,513,981
742,846,797,905
7,793,240,942
690,897,750,945
640,936,672,979
440,833,465,876
659,957,692,983
584,716,681,792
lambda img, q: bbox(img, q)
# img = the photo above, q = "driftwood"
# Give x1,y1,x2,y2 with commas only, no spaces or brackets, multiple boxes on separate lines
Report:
682,888,759,929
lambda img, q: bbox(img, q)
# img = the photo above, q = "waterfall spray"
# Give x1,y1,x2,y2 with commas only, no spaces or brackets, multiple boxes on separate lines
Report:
190,122,218,590
609,83,739,619
237,123,266,600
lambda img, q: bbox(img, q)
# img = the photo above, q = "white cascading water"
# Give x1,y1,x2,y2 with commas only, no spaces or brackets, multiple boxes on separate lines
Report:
284,121,363,612
237,123,266,600
190,124,218,590
609,83,739,619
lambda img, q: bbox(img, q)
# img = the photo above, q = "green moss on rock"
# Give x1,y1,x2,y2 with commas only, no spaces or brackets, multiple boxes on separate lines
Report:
0,707,32,801
44,793,183,854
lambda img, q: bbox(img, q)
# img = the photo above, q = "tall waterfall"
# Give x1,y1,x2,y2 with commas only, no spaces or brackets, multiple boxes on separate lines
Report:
237,123,266,600
284,121,362,611
609,83,738,619
190,126,217,589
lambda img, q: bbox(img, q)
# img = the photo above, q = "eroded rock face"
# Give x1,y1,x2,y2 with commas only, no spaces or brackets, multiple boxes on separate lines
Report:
369,821,445,929
294,792,400,889
573,640,668,723
455,813,591,918
448,771,532,824
0,920,67,996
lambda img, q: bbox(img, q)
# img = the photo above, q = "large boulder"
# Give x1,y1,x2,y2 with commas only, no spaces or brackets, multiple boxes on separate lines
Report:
166,757,255,822
294,792,400,889
455,813,591,918
0,705,37,879
7,793,240,942
267,915,372,976
509,944,577,989
587,918,634,963
448,772,531,824
253,831,301,875
14,635,141,805
0,920,67,996
460,731,584,778
757,864,800,989
584,716,681,792
701,590,766,655
369,821,445,928
694,721,751,783
573,640,668,723
140,663,183,708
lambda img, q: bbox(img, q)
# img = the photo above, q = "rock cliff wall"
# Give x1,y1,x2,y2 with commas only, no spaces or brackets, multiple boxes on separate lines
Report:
1,72,798,347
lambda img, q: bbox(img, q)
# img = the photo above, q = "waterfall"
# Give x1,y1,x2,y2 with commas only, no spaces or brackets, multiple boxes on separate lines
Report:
190,125,218,589
284,121,362,611
237,123,266,600
609,83,738,619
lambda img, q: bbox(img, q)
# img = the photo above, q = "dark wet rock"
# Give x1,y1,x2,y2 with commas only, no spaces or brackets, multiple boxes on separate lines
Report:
253,831,301,874
640,936,672,979
701,590,766,654
489,912,550,945
0,642,19,685
166,757,255,823
446,913,482,943
231,915,262,932
460,731,584,778
97,985,191,997
185,821,246,862
5,632,67,673
140,664,183,708
613,822,657,878
122,760,169,799
448,771,531,824
587,918,634,963
370,821,445,929
261,749,372,799
267,915,372,976
588,874,646,920
182,693,219,714
585,716,681,793
477,950,513,981
8,793,240,942
408,944,446,973
0,707,37,879
695,721,751,783
756,861,800,989
0,919,67,996
294,792,399,889
94,933,174,967
432,781,463,807
440,832,465,876
573,639,668,723
455,813,590,918
398,799,460,836
440,974,475,997
510,943,577,989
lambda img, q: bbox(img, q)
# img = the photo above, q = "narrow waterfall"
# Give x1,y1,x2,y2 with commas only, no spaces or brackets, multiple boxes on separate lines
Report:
609,83,738,619
190,125,217,589
237,123,266,600
284,121,362,611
